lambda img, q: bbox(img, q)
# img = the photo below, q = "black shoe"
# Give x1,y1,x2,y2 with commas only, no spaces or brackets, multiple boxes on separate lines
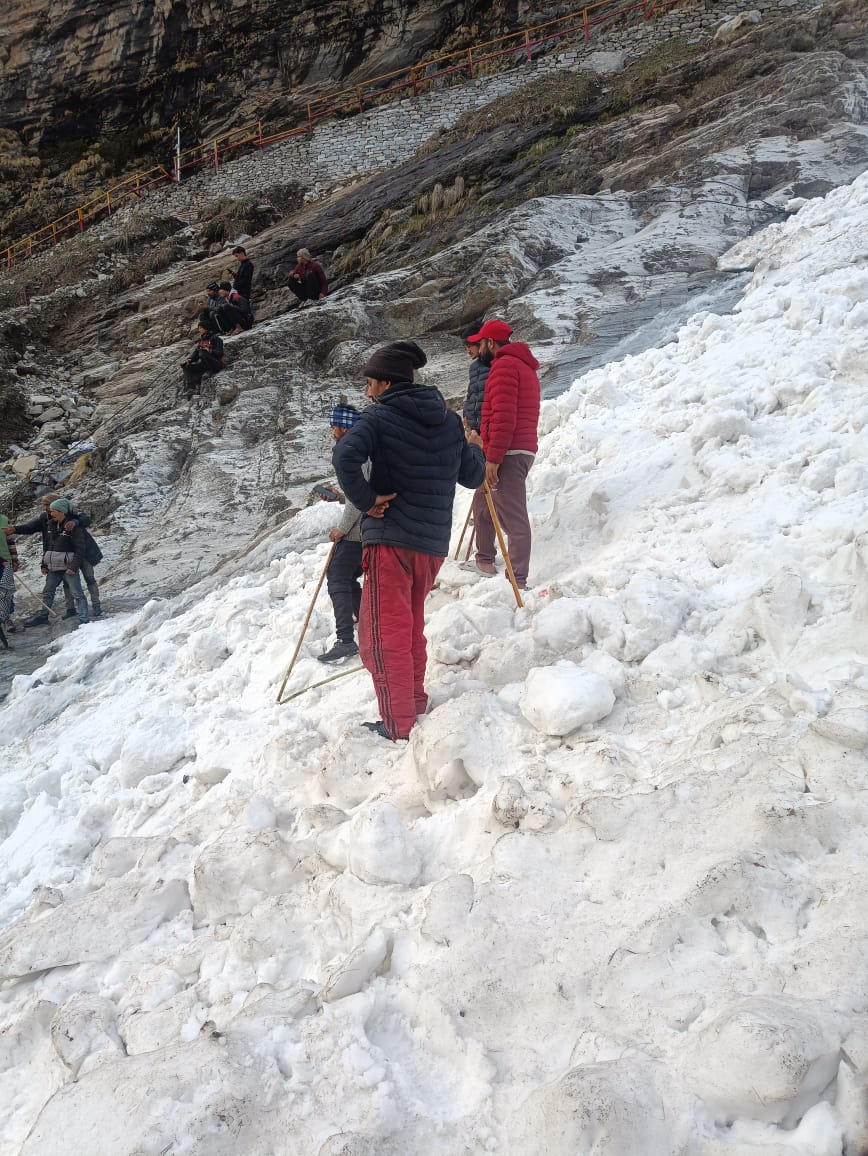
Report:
361,720,394,741
92,609,103,618
25,613,49,627
317,639,358,664
62,608,78,620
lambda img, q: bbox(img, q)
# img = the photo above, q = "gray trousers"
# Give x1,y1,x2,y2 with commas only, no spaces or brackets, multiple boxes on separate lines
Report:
43,569,89,622
472,453,534,585
54,559,101,613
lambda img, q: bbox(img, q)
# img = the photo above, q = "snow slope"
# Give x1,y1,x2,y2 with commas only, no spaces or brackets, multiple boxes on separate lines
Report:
1,172,868,1155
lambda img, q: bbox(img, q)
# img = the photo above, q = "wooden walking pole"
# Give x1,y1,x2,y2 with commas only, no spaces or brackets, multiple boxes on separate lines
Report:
454,504,473,560
463,526,475,562
483,481,523,609
15,571,60,618
276,543,336,703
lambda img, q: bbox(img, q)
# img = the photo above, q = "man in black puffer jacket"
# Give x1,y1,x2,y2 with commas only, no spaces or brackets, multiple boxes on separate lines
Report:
462,334,490,434
334,340,484,740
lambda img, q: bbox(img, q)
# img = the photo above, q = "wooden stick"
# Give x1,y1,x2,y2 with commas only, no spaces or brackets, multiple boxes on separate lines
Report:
463,526,475,563
14,571,60,618
483,480,523,609
280,664,365,704
275,543,336,703
454,504,473,560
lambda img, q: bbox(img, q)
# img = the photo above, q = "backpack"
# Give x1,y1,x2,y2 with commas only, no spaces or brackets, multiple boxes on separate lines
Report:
83,529,103,565
229,290,254,327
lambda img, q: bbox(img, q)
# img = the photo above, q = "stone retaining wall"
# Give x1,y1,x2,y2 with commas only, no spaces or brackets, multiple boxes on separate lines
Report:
140,0,827,217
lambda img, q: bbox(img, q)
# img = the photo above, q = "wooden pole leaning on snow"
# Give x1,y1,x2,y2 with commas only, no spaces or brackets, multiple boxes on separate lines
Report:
15,571,60,618
483,480,523,609
275,543,336,704
454,504,473,561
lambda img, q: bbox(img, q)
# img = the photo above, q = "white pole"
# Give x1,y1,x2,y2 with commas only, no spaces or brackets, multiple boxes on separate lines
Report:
175,126,181,183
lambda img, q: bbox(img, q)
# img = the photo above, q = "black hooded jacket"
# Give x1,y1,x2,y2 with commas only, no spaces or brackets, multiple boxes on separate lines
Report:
333,382,484,557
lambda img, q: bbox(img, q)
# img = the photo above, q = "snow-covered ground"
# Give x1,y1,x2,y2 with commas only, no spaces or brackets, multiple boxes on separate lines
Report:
2,170,868,1155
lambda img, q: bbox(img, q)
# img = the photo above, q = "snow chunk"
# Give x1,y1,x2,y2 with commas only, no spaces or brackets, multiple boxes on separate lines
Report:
0,879,190,979
520,662,615,736
684,997,843,1126
117,711,192,786
532,597,591,653
427,603,514,664
191,828,303,922
347,802,421,887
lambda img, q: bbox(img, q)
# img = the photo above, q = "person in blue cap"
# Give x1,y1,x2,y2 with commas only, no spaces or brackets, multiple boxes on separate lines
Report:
318,404,366,663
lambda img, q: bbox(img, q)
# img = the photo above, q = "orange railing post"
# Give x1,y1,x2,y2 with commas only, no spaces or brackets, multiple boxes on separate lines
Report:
77,208,84,233
213,139,219,168
524,29,532,61
467,47,475,79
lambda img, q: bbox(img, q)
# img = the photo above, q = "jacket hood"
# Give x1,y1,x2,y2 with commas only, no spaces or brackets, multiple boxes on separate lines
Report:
379,382,449,428
493,342,539,372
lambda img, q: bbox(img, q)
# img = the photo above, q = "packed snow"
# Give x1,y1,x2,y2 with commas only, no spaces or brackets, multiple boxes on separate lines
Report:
2,170,868,1155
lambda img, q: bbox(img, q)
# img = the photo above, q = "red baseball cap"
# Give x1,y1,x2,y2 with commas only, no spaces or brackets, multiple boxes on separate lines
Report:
466,319,513,343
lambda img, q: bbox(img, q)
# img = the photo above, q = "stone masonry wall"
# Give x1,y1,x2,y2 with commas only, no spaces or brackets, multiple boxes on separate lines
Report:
140,0,828,218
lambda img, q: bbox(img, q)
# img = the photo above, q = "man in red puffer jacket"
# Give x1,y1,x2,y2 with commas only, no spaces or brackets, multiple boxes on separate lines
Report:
467,319,540,590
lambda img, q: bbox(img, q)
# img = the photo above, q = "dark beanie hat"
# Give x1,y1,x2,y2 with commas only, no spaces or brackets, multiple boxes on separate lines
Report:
363,340,427,382
218,281,233,291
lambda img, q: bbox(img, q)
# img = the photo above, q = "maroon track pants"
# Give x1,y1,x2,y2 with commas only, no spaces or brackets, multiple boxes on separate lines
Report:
472,453,534,584
359,544,443,740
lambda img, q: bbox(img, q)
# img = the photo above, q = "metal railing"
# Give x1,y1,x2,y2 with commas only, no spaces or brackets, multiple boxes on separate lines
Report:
1,0,683,269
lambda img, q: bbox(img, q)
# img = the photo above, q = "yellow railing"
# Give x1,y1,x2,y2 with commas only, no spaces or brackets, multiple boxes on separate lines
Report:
2,0,682,269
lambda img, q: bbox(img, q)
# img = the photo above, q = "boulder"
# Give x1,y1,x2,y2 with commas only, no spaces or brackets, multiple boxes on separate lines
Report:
11,454,40,476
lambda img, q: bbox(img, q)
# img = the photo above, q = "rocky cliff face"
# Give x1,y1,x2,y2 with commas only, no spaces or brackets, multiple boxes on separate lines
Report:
0,0,544,246
0,0,534,146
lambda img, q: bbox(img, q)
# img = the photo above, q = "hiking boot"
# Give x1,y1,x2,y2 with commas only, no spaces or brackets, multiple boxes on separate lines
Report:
361,720,395,741
92,607,103,619
475,559,496,576
62,608,78,620
25,612,49,627
317,639,358,664
4,618,16,633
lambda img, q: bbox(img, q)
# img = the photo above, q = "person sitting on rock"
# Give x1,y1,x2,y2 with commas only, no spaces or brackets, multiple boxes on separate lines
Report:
287,248,328,306
199,281,222,327
217,282,254,333
318,404,366,664
231,246,254,308
182,325,225,396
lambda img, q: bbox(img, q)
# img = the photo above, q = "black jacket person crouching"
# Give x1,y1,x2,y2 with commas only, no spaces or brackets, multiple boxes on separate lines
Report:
182,328,224,395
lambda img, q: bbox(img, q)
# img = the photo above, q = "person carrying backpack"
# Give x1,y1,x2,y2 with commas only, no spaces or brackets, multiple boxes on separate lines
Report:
37,499,93,626
7,493,97,623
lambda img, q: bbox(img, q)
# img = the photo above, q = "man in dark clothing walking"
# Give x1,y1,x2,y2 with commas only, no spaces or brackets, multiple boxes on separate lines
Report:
334,340,485,740
466,319,540,590
231,246,254,305
319,405,365,664
40,499,91,624
288,248,328,305
6,493,100,622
